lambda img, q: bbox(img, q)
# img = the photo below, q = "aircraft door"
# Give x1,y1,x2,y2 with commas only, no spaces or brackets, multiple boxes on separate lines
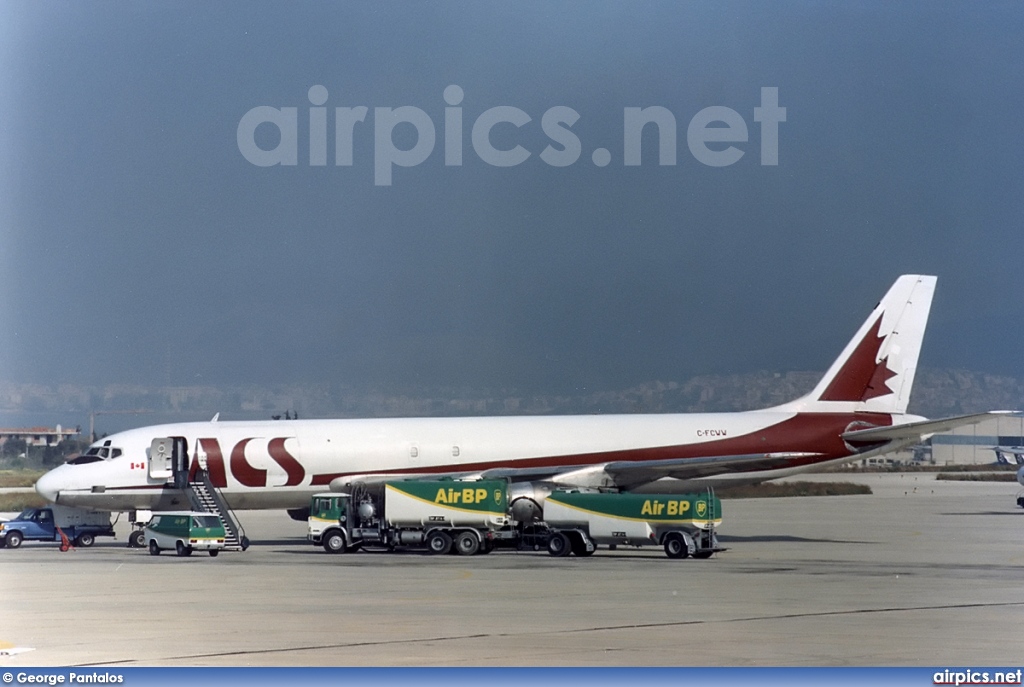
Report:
171,437,189,489
148,437,188,486
149,438,174,481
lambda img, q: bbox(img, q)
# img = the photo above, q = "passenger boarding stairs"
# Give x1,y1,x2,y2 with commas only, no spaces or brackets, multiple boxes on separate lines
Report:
152,436,250,551
185,470,249,551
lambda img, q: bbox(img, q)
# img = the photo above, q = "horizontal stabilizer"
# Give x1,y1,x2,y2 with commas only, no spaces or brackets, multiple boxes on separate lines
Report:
842,411,1020,444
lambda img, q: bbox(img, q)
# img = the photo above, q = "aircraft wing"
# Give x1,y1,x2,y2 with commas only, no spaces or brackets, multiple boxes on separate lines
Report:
602,452,822,490
842,411,1020,444
328,453,821,492
474,452,820,490
329,465,583,490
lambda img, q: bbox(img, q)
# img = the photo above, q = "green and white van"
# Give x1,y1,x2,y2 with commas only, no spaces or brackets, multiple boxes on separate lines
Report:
145,511,226,557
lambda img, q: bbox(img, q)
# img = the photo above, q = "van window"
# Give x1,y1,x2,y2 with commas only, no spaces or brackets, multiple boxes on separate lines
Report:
193,516,220,528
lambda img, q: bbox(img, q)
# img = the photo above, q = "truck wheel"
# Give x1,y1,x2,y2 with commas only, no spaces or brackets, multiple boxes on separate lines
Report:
426,530,452,555
663,532,689,559
75,533,96,548
209,549,220,557
323,531,347,554
5,531,23,549
129,530,145,548
176,541,192,557
693,550,713,559
149,540,161,556
454,531,480,556
569,533,595,557
547,532,571,557
240,536,251,551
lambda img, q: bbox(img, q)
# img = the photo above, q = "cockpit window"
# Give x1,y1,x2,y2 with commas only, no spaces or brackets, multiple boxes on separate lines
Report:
73,446,120,463
68,454,104,465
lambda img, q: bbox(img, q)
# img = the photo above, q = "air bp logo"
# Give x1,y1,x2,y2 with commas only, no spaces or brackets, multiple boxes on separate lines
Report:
696,501,708,517
494,489,502,504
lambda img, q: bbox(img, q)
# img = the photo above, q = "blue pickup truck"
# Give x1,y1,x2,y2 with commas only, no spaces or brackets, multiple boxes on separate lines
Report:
0,506,116,548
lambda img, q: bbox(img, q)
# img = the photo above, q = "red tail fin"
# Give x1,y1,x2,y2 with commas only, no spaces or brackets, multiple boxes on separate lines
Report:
779,275,936,415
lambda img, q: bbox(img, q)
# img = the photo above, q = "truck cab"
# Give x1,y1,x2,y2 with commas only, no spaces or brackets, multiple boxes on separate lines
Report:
307,493,350,553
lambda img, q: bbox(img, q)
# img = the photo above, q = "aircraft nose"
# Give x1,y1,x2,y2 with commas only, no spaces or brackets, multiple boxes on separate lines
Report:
35,469,61,503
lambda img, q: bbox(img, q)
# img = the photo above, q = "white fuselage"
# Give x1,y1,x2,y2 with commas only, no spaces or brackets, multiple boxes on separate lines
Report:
35,408,900,512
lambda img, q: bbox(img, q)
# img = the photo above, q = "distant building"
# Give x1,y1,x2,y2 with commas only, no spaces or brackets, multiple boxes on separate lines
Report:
0,425,80,448
930,415,1024,465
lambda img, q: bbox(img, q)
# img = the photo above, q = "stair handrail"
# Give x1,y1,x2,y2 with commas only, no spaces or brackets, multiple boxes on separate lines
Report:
191,469,248,548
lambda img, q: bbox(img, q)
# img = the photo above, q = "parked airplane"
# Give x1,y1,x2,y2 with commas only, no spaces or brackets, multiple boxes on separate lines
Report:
991,446,1024,466
990,448,1024,508
34,275,1010,518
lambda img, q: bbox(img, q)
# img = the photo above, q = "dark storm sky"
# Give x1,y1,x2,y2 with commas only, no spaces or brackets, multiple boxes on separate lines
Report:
2,2,1022,395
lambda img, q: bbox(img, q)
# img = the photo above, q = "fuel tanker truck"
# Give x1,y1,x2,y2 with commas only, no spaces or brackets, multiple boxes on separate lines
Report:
307,479,722,558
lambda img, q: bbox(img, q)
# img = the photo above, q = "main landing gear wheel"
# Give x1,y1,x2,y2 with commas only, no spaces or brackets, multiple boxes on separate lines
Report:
426,531,452,555
149,540,160,556
663,532,689,559
547,532,571,557
454,531,480,556
129,530,145,548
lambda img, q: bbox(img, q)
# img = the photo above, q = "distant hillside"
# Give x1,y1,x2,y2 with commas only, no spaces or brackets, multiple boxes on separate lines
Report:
1,368,1021,424
908,369,1024,417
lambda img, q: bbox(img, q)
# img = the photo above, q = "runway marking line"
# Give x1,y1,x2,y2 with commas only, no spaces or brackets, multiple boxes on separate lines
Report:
73,600,1024,667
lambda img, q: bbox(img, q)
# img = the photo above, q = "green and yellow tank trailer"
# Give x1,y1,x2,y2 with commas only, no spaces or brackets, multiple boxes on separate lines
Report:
308,479,722,558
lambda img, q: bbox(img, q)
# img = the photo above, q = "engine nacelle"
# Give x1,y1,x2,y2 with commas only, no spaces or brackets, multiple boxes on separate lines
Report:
508,482,553,523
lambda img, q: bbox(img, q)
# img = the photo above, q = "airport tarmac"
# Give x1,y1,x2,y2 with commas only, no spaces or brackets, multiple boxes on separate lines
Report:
1,472,1022,667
